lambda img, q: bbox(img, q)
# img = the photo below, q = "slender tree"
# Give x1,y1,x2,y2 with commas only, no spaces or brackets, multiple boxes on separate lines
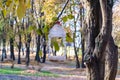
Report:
25,17,31,66
80,6,85,68
9,18,15,61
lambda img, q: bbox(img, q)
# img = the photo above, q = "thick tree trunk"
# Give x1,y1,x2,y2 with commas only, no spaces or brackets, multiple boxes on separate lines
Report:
105,36,118,80
83,0,100,79
104,1,118,79
82,0,117,80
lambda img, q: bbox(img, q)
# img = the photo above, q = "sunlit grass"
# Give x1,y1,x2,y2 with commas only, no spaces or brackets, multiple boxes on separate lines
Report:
0,68,22,75
0,68,59,77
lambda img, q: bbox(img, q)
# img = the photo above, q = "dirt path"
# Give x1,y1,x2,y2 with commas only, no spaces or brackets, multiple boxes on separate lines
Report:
0,75,86,80
0,61,120,80
0,74,120,80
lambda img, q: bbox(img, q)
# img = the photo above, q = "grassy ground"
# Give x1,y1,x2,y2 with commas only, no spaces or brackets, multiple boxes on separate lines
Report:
0,67,59,77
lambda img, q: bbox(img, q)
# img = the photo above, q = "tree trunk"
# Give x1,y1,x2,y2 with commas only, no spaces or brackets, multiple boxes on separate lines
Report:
26,34,31,66
80,7,85,68
41,35,46,63
82,0,118,80
9,19,15,61
35,35,40,62
10,38,15,60
105,36,118,80
18,34,22,64
1,38,7,61
81,34,85,68
83,0,100,79
42,42,46,63
104,1,118,79
73,32,80,68
25,17,31,66
74,48,80,68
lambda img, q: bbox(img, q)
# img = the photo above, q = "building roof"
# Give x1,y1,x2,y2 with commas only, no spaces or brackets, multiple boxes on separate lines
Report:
48,24,66,38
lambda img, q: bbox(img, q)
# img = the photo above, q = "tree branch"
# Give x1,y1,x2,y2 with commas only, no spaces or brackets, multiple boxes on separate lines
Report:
57,0,70,20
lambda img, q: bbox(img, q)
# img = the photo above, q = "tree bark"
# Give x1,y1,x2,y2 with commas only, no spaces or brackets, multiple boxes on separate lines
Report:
25,17,31,66
105,36,118,80
82,0,118,80
18,34,22,64
104,1,118,79
26,34,31,66
41,35,46,63
35,35,40,62
10,38,15,60
9,19,15,61
73,19,80,68
73,29,80,68
42,42,46,63
1,38,7,61
80,8,85,68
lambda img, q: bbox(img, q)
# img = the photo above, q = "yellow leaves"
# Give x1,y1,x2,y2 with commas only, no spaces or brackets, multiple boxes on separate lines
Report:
0,2,1,7
42,0,64,25
17,0,26,20
17,0,31,20
2,9,7,18
0,0,30,19
6,0,12,7
43,0,58,24
0,1,3,9
26,0,31,8
0,1,14,18
0,0,31,20
14,0,19,6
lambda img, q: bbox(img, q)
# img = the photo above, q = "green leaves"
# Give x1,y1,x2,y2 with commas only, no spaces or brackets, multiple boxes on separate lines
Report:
68,14,74,19
28,26,36,32
53,41,60,51
66,33,73,42
52,17,58,22
51,38,60,51
0,19,5,30
39,50,43,57
62,14,74,23
36,28,42,35
43,26,48,33
62,16,68,22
